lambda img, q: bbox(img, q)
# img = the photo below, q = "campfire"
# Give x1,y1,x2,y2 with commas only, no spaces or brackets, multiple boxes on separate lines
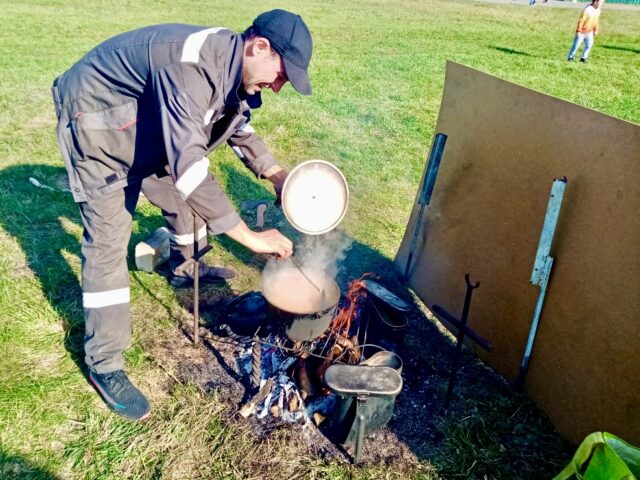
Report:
237,276,371,421
227,161,408,462
229,269,407,463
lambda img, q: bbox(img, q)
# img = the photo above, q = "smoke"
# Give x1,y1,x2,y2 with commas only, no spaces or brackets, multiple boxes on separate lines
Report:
262,230,353,287
293,230,353,279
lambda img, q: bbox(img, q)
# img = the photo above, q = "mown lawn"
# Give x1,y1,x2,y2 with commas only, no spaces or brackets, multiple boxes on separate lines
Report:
0,0,638,479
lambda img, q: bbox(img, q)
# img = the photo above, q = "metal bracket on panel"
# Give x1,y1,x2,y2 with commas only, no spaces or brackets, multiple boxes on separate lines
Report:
515,176,567,390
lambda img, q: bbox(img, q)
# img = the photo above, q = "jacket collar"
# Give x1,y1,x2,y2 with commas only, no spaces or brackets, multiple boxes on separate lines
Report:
223,33,262,111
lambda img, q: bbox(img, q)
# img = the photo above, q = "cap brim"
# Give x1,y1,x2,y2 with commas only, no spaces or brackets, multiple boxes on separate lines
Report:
283,57,312,95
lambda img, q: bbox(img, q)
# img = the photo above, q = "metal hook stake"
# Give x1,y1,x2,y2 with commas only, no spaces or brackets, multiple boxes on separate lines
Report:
444,273,480,409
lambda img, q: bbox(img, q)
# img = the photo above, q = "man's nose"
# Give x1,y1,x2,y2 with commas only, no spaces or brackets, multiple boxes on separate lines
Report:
271,78,286,93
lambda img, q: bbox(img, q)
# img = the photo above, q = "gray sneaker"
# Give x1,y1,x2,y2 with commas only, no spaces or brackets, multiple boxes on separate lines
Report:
89,370,151,421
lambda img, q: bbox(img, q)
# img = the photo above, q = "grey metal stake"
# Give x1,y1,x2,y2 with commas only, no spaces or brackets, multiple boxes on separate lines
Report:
251,337,261,390
404,133,447,280
192,214,200,345
174,213,212,345
515,177,567,390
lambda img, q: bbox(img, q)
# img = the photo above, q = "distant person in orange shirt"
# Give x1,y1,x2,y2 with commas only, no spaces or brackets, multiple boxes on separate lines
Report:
568,0,604,63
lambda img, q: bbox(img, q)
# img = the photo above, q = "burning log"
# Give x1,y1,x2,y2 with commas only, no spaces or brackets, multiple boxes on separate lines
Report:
304,394,337,424
346,347,360,365
316,344,344,382
295,358,317,399
350,335,361,358
238,350,313,422
334,335,354,350
239,378,274,418
288,390,300,412
313,412,326,426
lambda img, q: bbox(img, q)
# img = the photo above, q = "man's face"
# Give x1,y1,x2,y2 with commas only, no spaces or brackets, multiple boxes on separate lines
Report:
242,37,288,95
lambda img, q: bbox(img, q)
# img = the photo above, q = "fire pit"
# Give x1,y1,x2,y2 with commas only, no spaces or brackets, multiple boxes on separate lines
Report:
233,272,410,463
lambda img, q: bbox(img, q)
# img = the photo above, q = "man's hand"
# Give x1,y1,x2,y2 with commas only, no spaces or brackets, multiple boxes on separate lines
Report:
247,229,293,258
263,165,288,207
225,221,293,259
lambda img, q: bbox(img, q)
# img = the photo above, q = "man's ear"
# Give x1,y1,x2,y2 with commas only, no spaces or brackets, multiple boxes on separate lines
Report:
253,36,272,56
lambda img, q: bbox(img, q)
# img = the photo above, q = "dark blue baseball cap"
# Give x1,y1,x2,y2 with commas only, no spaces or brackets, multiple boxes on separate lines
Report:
252,9,313,95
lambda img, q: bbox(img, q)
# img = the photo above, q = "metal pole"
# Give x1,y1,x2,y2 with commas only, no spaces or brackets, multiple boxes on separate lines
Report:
445,274,480,409
193,214,200,345
251,337,261,390
173,213,212,346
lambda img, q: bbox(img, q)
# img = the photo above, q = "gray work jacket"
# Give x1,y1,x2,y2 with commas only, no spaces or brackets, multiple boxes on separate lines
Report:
52,24,278,234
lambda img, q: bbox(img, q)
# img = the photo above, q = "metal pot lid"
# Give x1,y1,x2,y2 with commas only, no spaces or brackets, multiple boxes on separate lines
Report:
281,159,349,235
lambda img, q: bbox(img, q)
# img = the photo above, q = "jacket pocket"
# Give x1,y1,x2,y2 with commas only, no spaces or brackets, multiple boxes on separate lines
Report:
73,101,138,167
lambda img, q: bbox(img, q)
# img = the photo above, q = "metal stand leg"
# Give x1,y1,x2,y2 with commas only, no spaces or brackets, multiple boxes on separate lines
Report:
444,274,480,409
354,395,368,464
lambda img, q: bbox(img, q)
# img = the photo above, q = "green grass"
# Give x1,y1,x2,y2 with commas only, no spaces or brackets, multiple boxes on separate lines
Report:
0,0,638,478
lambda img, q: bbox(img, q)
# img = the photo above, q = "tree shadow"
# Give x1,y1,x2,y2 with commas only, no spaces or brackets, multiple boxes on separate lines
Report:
601,44,640,54
492,46,532,56
0,451,59,480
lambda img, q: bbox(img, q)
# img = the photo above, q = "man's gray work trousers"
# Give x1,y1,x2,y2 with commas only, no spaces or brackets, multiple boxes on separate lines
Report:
140,174,208,274
79,176,208,374
78,184,140,373
52,87,209,374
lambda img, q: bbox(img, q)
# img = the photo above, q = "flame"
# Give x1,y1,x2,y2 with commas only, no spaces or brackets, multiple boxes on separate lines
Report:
327,273,377,339
315,274,377,384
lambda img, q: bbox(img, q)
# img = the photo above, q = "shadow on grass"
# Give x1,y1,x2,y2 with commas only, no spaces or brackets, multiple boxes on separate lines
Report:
0,164,86,374
601,44,640,54
492,46,532,56
0,451,59,480
218,162,573,477
0,162,573,478
0,164,187,383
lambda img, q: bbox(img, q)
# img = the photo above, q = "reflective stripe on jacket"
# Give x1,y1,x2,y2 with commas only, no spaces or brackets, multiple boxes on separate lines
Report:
53,24,277,234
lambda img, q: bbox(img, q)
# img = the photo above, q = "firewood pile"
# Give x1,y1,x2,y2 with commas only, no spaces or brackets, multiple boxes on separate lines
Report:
237,277,371,425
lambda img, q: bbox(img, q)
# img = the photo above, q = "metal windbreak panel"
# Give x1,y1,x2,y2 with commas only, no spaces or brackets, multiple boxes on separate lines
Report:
394,61,640,444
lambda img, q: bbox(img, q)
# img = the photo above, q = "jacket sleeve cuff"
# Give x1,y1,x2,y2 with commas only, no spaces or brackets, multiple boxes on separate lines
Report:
255,152,278,179
207,211,242,235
